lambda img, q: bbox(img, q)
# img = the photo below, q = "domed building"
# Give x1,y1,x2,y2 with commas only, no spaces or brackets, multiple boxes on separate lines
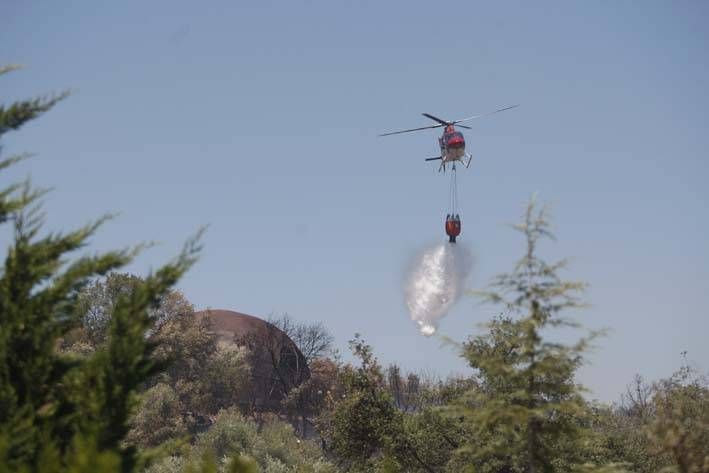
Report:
195,309,310,412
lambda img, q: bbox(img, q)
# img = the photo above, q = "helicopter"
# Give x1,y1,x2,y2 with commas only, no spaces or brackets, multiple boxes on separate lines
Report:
379,105,518,172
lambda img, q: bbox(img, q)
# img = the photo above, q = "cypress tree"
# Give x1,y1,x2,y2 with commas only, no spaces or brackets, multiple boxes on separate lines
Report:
0,65,201,471
450,196,595,472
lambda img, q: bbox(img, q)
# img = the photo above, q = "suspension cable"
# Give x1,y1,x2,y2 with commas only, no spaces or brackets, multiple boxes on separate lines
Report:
448,166,458,216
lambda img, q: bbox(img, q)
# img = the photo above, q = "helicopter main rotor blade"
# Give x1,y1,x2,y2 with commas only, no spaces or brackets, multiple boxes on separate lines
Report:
421,113,451,126
452,104,519,125
379,123,444,137
456,124,472,129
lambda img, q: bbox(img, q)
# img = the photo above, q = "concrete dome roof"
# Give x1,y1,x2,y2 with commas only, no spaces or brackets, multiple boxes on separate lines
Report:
195,309,310,410
196,309,290,344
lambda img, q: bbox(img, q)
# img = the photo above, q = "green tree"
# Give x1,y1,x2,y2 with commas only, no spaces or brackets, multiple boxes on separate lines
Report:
158,407,337,473
587,366,709,473
449,197,595,472
587,376,668,473
648,365,708,473
127,383,188,449
318,336,400,470
0,65,200,471
320,336,454,472
68,273,144,349
69,273,251,445
60,272,197,354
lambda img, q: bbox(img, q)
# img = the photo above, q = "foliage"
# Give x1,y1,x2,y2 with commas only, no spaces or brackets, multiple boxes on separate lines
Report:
0,65,68,136
448,196,594,472
149,303,250,423
148,453,260,473
318,336,395,469
648,366,709,473
282,357,342,436
149,301,219,423
0,65,200,471
70,273,143,349
70,274,251,444
61,273,197,354
189,408,336,473
587,387,668,472
126,383,188,449
320,335,457,472
586,366,709,473
402,407,465,471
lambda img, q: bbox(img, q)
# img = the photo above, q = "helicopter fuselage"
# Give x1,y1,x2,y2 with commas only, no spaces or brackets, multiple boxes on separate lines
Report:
439,126,466,163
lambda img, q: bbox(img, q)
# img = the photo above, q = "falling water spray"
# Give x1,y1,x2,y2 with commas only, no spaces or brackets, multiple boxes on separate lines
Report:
404,243,472,336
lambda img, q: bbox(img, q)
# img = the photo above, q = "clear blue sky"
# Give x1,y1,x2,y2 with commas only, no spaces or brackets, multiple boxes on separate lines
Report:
2,1,707,401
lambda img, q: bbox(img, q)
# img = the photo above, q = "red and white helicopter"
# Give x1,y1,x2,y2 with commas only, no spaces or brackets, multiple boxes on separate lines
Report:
379,105,518,172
